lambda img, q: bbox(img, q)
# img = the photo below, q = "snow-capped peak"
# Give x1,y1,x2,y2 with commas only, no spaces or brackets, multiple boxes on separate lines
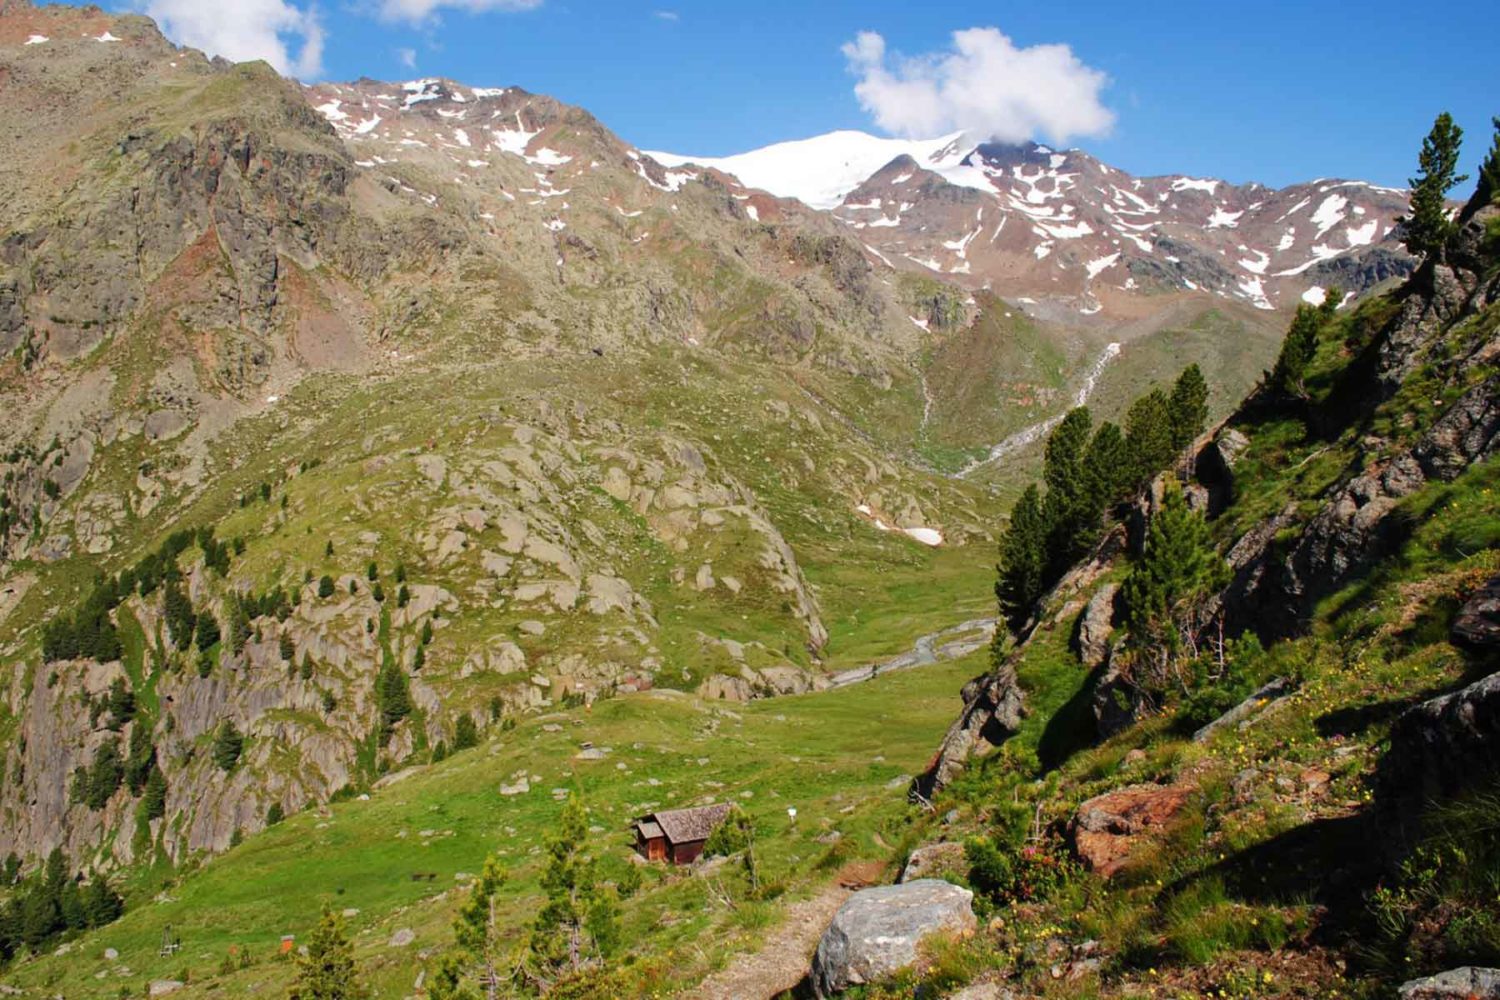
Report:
643,130,976,210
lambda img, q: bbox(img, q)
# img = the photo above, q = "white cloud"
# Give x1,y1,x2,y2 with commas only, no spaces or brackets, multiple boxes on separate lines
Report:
396,46,417,69
653,9,679,20
841,27,1114,145
142,0,324,78
373,0,543,23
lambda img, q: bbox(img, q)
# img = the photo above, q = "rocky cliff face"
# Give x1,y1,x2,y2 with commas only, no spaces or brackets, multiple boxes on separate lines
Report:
917,197,1499,795
1220,204,1500,641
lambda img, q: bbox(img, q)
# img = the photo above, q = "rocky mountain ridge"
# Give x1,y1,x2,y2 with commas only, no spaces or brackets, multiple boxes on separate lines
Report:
654,130,1416,321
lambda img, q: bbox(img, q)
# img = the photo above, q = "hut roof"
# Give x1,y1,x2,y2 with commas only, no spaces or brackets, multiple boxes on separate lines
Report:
649,803,732,844
635,821,663,840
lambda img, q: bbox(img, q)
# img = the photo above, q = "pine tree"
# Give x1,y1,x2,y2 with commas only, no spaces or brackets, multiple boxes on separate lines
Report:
226,596,251,656
1123,389,1174,486
453,714,479,751
82,740,123,810
1270,304,1320,398
1167,365,1209,455
1041,408,1095,572
289,907,368,1000
141,765,167,821
318,575,335,599
420,620,434,646
58,879,85,930
105,677,136,730
82,877,123,928
1401,112,1467,259
995,485,1047,632
123,724,155,794
525,800,615,985
428,855,509,1000
212,721,244,771
279,632,296,662
1081,421,1131,514
376,663,411,741
1475,117,1500,209
162,580,197,651
1120,482,1229,692
195,613,221,652
366,561,379,582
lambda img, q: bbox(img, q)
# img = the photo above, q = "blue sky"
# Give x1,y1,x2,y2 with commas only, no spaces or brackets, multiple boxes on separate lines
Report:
84,1,1498,189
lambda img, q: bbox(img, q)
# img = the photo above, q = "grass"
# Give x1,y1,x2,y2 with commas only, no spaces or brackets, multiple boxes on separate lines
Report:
2,652,985,998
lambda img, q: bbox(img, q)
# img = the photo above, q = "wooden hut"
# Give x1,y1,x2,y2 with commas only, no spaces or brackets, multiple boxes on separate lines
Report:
632,803,732,864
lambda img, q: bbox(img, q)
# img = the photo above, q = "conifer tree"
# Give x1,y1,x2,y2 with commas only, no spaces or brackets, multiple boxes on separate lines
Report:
428,856,508,1000
995,485,1047,632
288,907,368,1000
123,724,156,794
162,580,197,651
212,720,244,771
105,677,135,730
1041,408,1095,571
195,613,220,652
1401,112,1467,259
453,714,479,751
1124,389,1174,486
1081,421,1131,514
1120,482,1229,691
1476,117,1500,209
525,800,616,985
318,575,336,599
376,662,412,741
140,765,167,821
82,877,123,927
1270,304,1320,398
226,596,251,656
1167,365,1209,455
58,878,84,930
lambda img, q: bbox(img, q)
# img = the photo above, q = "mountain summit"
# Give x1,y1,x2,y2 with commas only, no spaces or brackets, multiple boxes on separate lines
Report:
652,130,1413,318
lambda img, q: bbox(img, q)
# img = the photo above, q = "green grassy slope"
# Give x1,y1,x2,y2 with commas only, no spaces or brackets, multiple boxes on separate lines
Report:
1,653,984,998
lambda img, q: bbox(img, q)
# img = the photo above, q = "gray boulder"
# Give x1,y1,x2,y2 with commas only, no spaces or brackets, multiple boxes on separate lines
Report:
1453,575,1500,652
811,879,975,997
1073,583,1119,669
911,662,1025,799
1380,668,1500,821
1399,967,1500,998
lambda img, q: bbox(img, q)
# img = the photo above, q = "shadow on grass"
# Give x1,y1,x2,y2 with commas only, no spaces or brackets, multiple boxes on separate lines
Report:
1038,665,1102,772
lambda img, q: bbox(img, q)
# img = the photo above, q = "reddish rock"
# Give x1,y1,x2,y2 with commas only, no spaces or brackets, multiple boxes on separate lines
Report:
1069,783,1196,878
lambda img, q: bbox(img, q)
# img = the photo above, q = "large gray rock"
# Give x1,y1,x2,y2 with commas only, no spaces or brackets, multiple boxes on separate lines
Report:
1399,967,1500,998
811,879,975,997
1073,583,1118,669
1453,575,1500,653
912,661,1025,800
1379,669,1500,828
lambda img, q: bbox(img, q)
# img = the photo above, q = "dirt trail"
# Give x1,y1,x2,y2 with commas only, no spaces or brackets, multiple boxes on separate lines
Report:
688,884,852,1000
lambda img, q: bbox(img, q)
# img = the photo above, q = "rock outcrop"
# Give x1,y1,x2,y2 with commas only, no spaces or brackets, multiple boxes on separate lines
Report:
912,658,1025,800
1068,782,1196,878
811,879,976,997
1398,967,1500,999
1378,669,1500,831
1073,583,1118,669
1453,575,1500,654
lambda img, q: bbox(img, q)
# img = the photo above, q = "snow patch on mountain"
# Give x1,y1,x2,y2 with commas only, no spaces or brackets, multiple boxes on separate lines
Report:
644,130,985,210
